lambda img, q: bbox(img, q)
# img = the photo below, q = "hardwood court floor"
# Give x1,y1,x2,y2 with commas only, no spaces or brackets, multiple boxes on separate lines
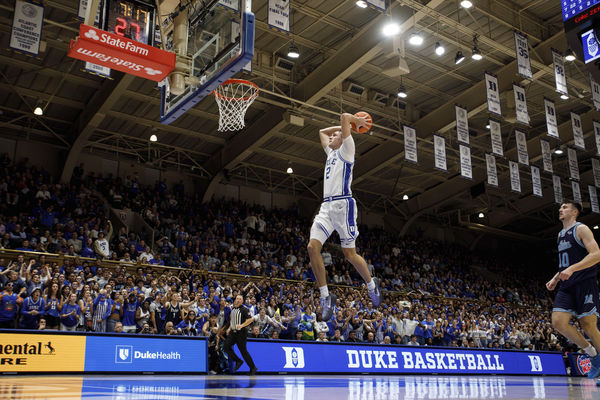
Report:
0,374,596,399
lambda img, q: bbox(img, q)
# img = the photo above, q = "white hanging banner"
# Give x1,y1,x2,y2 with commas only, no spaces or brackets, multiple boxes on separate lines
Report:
219,0,240,11
515,130,529,165
403,125,418,164
568,147,580,181
591,74,600,111
433,134,447,172
572,181,582,205
84,62,111,78
553,175,563,204
455,105,469,145
366,0,386,11
509,161,521,193
589,185,600,214
531,166,543,198
571,112,585,150
459,144,472,180
540,139,553,174
513,84,529,126
78,0,100,24
544,98,559,139
10,0,44,56
268,0,290,32
485,73,501,116
594,121,600,155
489,119,503,157
552,49,568,96
592,158,600,187
485,154,498,188
514,31,533,80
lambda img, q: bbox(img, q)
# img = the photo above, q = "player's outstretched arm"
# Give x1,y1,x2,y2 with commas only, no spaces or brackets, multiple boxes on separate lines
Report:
319,126,341,150
340,113,368,139
559,224,600,280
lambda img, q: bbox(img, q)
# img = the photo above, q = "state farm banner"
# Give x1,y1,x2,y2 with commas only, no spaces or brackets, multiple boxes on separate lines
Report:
515,130,529,165
568,147,580,181
514,31,533,80
485,154,498,188
433,134,447,172
455,105,469,145
571,112,585,150
594,121,600,155
513,84,529,126
590,185,600,214
10,0,44,56
460,144,472,180
531,165,542,198
544,98,559,139
404,125,418,164
485,72,501,116
592,74,600,111
509,161,521,193
552,49,568,96
592,158,600,187
268,0,290,32
572,181,582,205
489,119,503,157
553,175,563,204
540,139,553,173
68,24,175,82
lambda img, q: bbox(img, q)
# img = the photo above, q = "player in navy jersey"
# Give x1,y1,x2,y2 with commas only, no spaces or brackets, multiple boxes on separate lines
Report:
546,201,600,379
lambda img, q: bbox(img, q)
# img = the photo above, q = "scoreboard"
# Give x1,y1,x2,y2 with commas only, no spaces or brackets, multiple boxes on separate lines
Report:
562,0,600,21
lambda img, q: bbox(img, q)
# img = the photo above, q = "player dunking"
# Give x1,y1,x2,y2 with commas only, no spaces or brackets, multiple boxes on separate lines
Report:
546,201,600,379
308,112,381,321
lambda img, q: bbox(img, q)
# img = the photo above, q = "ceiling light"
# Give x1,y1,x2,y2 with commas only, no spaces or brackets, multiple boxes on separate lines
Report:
485,123,490,129
397,86,407,98
33,106,43,116
403,194,409,200
356,0,368,8
150,134,158,142
287,161,293,174
471,48,482,60
455,51,465,64
460,0,473,8
560,93,569,100
594,225,599,230
554,148,564,155
478,212,484,218
435,42,445,56
382,22,400,37
287,43,300,58
565,49,576,62
408,32,424,46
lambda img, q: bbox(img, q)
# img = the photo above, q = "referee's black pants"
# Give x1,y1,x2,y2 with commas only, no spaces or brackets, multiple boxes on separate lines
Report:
224,330,256,370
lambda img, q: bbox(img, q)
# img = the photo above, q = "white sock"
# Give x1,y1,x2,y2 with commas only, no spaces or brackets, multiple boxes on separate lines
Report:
584,344,598,357
367,279,376,292
319,285,329,299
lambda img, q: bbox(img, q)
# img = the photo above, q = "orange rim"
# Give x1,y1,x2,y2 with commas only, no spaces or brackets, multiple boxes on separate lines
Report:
213,79,259,101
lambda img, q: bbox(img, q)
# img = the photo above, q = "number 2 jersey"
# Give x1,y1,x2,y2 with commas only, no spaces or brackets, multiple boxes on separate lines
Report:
323,135,355,198
557,222,597,289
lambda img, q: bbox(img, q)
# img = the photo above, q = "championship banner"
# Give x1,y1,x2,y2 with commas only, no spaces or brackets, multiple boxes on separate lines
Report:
485,154,498,187
572,181,582,205
571,112,585,150
268,0,290,32
433,134,447,171
10,0,44,56
541,139,553,173
590,185,600,214
591,74,600,111
404,125,418,164
553,175,563,204
78,0,100,24
489,119,503,157
592,158,600,187
509,161,521,193
485,73,501,116
513,84,529,126
531,165,542,197
568,147,580,181
455,105,469,145
544,98,559,138
459,144,472,180
366,0,386,11
515,130,529,165
552,49,568,96
514,30,533,80
594,121,600,155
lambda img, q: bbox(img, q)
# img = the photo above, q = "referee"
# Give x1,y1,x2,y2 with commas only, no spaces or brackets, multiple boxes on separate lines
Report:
224,294,257,375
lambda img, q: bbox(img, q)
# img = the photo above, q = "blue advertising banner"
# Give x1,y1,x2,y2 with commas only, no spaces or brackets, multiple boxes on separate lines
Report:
233,340,566,375
84,335,207,372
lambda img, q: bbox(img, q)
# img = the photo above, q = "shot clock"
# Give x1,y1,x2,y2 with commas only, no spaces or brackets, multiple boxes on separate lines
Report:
103,0,155,45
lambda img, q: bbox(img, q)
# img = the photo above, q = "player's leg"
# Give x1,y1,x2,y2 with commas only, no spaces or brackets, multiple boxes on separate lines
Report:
551,311,590,348
308,205,335,320
574,280,600,378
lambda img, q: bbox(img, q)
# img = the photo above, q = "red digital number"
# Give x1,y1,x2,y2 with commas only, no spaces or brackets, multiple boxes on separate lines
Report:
115,17,127,37
130,22,140,41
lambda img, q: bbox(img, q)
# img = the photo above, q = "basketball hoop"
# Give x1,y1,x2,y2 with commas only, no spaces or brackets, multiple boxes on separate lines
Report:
213,79,259,131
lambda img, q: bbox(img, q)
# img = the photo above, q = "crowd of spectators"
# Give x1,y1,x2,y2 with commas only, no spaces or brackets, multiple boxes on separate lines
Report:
0,155,574,373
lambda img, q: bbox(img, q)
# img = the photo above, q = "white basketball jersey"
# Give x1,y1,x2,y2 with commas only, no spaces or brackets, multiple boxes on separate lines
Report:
323,136,355,198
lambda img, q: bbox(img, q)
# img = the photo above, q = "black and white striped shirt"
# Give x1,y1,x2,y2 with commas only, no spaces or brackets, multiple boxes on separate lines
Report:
229,305,250,332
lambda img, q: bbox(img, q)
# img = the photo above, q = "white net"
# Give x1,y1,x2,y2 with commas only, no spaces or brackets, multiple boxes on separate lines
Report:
214,79,259,131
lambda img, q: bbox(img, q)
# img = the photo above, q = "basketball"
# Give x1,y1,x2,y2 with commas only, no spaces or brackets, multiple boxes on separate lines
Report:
351,111,372,134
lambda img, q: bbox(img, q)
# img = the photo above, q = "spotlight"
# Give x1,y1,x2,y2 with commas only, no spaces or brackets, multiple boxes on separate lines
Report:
150,134,158,142
286,167,293,174
356,0,368,8
287,43,300,58
460,0,473,8
408,32,424,46
455,51,465,64
485,123,490,129
565,49,576,62
594,225,599,230
403,194,409,200
435,42,445,56
554,148,564,155
560,93,569,100
397,86,407,98
382,22,400,37
471,48,482,60
33,106,43,116
478,212,484,218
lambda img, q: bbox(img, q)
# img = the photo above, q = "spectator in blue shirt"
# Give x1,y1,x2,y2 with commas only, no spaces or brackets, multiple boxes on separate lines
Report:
60,293,81,331
20,288,45,329
0,282,23,328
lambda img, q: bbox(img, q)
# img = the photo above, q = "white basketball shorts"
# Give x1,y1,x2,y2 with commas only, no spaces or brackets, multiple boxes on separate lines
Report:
310,197,359,248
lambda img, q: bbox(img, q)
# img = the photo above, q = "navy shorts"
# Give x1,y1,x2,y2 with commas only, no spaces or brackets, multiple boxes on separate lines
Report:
553,279,600,319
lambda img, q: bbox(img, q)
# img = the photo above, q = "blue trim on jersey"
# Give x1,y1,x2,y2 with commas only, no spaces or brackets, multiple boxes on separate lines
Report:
316,222,330,237
342,163,352,196
323,195,352,202
337,150,354,165
346,198,356,238
552,307,577,315
578,307,598,318
573,223,585,247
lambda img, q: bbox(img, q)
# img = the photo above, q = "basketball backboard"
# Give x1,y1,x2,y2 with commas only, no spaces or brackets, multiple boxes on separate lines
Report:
159,0,254,125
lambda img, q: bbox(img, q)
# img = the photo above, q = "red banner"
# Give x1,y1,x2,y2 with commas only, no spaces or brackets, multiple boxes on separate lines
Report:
68,24,175,82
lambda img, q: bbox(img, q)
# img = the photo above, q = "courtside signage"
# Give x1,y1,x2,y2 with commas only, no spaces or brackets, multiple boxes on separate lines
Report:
237,340,566,375
68,24,175,81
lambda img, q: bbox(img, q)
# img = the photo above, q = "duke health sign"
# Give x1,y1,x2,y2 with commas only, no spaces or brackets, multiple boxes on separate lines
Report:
235,340,566,375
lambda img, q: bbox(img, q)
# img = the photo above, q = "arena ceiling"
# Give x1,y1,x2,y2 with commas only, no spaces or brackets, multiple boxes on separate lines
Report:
0,0,598,240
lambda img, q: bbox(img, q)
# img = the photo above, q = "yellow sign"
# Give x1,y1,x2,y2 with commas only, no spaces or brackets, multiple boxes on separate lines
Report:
0,333,86,372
